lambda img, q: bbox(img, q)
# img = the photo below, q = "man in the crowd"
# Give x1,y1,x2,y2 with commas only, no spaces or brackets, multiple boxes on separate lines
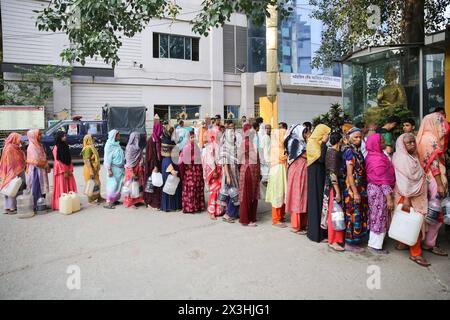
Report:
402,118,416,134
376,115,401,156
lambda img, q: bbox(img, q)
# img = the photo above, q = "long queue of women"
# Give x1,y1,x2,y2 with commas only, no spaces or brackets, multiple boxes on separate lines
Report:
1,111,449,267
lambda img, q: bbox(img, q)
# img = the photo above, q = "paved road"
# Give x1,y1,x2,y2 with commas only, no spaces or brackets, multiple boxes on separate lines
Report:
0,165,449,300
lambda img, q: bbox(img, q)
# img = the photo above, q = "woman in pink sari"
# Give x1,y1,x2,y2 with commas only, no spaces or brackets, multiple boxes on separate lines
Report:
416,112,449,257
203,129,224,219
51,131,77,210
365,133,395,254
179,130,205,213
0,133,26,214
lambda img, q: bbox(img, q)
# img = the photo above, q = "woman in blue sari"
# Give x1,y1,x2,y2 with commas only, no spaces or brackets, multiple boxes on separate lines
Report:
104,129,125,209
161,123,183,212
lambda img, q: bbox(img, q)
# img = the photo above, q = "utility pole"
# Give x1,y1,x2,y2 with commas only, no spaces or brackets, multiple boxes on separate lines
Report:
265,4,278,127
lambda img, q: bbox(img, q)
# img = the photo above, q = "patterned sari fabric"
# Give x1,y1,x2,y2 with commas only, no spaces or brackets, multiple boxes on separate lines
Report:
104,130,125,203
202,130,224,217
321,147,342,229
179,139,205,213
80,135,101,202
341,145,369,244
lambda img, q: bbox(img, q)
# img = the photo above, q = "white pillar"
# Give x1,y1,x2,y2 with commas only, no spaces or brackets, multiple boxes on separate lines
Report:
241,73,255,117
209,28,224,118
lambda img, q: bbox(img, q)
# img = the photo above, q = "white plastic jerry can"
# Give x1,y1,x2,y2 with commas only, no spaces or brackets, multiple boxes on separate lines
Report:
59,193,73,215
69,191,81,213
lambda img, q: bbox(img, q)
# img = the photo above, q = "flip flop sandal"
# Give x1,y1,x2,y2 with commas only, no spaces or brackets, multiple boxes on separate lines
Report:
290,229,300,233
298,230,308,235
395,244,409,251
103,204,116,210
222,217,235,223
409,256,431,267
423,246,448,257
329,244,345,252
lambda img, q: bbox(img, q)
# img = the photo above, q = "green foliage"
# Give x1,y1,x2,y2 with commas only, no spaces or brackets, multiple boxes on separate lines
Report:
309,0,450,68
312,103,351,133
35,0,295,67
0,65,72,106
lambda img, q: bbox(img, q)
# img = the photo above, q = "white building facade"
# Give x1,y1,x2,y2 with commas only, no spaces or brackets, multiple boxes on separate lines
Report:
1,0,341,129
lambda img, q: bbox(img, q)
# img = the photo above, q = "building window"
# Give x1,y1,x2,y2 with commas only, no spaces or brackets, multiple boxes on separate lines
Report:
223,24,248,74
154,105,201,122
224,105,240,120
153,33,199,61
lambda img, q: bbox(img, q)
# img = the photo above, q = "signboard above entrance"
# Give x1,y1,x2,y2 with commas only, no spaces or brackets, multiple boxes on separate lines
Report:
291,74,341,89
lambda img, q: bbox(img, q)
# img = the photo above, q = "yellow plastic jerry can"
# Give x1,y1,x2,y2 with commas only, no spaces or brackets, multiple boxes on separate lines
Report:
69,191,81,213
59,193,73,215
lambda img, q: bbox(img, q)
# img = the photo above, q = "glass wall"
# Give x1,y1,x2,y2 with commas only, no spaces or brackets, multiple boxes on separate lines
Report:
423,48,445,116
343,47,421,123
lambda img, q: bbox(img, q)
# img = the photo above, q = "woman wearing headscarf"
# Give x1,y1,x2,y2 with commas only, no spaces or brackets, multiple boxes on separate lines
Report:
238,123,260,227
202,128,224,219
416,112,449,256
285,124,308,234
124,132,145,208
80,135,104,204
365,133,395,254
0,133,26,214
103,129,125,209
393,133,430,266
306,124,331,242
144,122,162,209
179,129,205,213
25,129,50,213
51,131,77,210
161,123,182,212
266,127,288,228
321,132,345,251
218,126,240,223
341,127,368,252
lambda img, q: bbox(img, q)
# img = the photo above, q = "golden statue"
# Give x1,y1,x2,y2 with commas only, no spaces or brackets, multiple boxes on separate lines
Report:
364,65,407,125
376,66,407,108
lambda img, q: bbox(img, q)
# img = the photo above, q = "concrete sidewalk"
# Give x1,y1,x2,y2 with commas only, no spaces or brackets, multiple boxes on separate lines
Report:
0,165,449,299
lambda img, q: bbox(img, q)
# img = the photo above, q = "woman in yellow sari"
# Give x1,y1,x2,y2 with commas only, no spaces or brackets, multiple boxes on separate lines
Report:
80,135,104,204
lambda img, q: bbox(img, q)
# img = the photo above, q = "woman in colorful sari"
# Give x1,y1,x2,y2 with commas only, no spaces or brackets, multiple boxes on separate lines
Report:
393,133,430,266
161,123,183,212
285,124,308,234
365,133,395,254
306,124,331,242
218,127,240,223
416,112,449,256
341,127,368,253
124,132,145,209
51,131,77,210
321,132,345,252
179,130,205,213
103,129,125,209
80,135,104,204
266,127,288,228
203,129,224,219
144,122,162,209
238,123,260,227
25,129,50,213
0,133,26,214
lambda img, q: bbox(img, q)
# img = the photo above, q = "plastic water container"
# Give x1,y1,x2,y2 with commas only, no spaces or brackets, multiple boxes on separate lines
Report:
426,198,441,225
130,181,140,198
228,187,240,206
145,176,154,193
331,201,346,231
151,172,163,187
0,177,23,197
16,191,34,218
36,197,48,214
163,174,180,196
84,179,95,197
69,192,81,212
388,205,424,246
442,196,450,225
59,193,73,215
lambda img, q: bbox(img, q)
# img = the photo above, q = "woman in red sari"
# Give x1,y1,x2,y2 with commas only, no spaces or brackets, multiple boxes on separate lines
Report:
180,130,205,213
416,112,449,256
124,132,145,209
51,131,77,210
238,123,260,226
203,128,224,219
0,133,26,214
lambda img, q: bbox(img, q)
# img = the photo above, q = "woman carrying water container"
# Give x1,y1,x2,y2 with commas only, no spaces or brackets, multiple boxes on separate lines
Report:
81,134,104,204
0,133,26,214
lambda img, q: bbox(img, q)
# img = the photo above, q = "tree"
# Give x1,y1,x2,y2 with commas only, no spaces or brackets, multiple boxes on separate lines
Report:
35,0,295,68
309,0,450,68
312,103,350,133
0,65,72,106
